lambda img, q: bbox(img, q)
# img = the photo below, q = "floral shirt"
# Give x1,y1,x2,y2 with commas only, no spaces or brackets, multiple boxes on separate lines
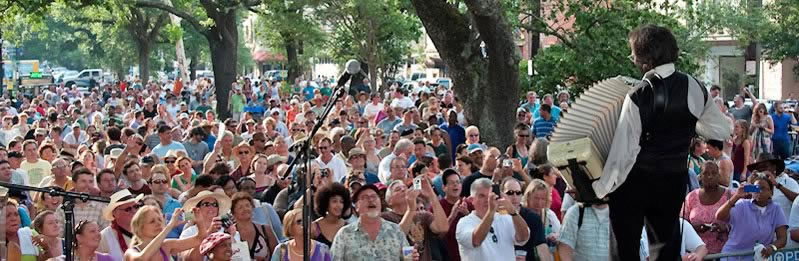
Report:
330,217,409,261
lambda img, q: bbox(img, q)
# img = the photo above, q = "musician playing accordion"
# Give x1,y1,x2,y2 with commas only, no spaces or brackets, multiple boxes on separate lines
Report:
593,25,732,260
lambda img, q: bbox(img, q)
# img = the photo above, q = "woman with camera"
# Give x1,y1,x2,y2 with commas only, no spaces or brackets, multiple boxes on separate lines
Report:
681,162,731,254
232,192,279,261
716,172,787,258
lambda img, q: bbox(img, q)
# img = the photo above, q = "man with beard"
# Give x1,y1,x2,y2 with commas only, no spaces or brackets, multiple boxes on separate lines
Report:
330,184,410,261
596,25,732,260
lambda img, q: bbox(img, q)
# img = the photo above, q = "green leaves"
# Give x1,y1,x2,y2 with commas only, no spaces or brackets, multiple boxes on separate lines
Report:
522,0,710,97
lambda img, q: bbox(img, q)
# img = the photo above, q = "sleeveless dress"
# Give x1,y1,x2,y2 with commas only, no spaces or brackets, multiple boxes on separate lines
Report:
681,188,731,254
731,141,746,182
751,117,773,158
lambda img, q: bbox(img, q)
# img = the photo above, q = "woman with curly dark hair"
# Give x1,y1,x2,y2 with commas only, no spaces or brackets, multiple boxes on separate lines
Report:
312,183,351,247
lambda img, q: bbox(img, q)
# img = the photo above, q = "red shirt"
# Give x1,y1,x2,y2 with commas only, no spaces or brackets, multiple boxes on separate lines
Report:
551,188,563,221
439,198,474,261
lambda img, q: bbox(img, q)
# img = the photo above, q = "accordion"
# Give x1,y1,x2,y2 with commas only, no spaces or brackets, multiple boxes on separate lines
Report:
547,76,638,203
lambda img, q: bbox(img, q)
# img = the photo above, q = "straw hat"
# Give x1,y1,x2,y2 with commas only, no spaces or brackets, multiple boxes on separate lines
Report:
102,189,144,221
182,190,231,216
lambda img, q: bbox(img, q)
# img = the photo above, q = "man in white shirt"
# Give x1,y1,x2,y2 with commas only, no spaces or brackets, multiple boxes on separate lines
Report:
456,178,529,261
363,93,384,122
378,138,413,183
389,88,414,110
63,123,88,151
597,25,732,260
315,137,348,183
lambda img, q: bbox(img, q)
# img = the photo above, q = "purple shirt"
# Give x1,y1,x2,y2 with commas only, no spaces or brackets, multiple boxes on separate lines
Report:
721,199,787,259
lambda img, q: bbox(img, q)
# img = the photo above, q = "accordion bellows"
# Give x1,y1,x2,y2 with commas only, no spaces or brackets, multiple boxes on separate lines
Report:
548,76,636,201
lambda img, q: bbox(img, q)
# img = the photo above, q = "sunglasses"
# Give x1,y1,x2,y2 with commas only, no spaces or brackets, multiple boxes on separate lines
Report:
469,134,480,137
238,151,251,155
318,146,329,150
151,180,169,185
121,203,143,213
489,227,498,243
165,160,176,164
198,202,219,208
504,190,523,196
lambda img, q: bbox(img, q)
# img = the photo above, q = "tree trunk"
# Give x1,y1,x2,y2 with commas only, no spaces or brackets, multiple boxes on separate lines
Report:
206,11,238,120
283,34,300,85
189,55,197,81
410,0,520,148
138,43,152,84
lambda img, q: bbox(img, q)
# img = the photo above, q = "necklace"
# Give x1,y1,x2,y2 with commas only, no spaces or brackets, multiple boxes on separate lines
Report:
289,241,309,257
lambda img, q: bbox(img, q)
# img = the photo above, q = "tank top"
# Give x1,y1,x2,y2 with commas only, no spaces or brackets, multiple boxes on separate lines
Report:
731,141,745,174
313,222,333,247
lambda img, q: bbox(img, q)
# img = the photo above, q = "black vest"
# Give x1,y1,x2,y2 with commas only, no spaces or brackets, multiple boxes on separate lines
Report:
631,71,707,173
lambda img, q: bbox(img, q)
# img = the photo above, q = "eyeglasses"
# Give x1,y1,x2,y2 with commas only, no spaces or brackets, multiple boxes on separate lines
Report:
489,227,498,243
504,190,523,196
151,180,168,185
198,202,219,208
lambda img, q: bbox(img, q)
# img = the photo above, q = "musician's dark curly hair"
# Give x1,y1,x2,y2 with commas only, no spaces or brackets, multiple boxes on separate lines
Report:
628,24,679,72
315,182,352,218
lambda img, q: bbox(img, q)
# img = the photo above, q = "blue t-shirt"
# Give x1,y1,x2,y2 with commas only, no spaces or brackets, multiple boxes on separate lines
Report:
152,142,187,159
244,104,266,118
302,86,315,101
771,113,793,141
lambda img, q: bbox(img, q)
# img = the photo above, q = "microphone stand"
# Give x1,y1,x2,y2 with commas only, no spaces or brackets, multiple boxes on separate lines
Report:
0,182,110,261
281,81,350,261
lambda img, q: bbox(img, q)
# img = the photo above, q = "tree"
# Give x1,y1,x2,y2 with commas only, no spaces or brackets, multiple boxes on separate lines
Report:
253,0,325,84
520,0,709,96
409,0,520,148
319,0,421,91
707,0,799,73
134,0,262,119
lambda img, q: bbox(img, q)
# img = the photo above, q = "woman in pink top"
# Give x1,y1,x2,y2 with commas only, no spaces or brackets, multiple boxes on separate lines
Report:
681,162,731,254
535,164,563,220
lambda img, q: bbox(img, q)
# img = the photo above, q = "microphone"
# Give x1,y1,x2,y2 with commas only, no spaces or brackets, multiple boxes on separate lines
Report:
336,59,361,87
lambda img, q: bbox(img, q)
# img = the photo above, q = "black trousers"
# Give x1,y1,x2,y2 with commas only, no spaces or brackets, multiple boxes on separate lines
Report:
609,165,687,261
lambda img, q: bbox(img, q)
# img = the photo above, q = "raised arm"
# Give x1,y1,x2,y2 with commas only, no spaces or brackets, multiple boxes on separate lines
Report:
422,177,449,235
470,194,497,247
125,209,188,261
716,186,744,222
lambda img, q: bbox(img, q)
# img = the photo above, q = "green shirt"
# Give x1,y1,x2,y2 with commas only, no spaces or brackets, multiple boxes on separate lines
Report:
195,105,212,114
230,94,245,112
172,173,198,189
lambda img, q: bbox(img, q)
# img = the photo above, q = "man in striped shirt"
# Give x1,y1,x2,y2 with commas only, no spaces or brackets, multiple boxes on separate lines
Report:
532,104,556,139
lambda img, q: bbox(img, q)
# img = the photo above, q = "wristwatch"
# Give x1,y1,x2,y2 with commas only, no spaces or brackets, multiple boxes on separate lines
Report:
771,244,778,251
509,212,518,216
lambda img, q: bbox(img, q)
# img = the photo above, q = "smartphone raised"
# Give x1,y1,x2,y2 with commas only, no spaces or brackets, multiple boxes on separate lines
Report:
413,177,422,190
743,184,761,193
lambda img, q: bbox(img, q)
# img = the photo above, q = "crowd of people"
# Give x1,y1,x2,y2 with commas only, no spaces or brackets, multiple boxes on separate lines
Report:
0,62,796,261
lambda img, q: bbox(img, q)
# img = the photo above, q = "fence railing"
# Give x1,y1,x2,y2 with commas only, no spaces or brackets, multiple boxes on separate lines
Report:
704,247,799,260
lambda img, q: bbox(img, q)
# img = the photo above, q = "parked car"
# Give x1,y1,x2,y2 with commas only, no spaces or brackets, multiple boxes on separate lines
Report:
62,69,102,88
